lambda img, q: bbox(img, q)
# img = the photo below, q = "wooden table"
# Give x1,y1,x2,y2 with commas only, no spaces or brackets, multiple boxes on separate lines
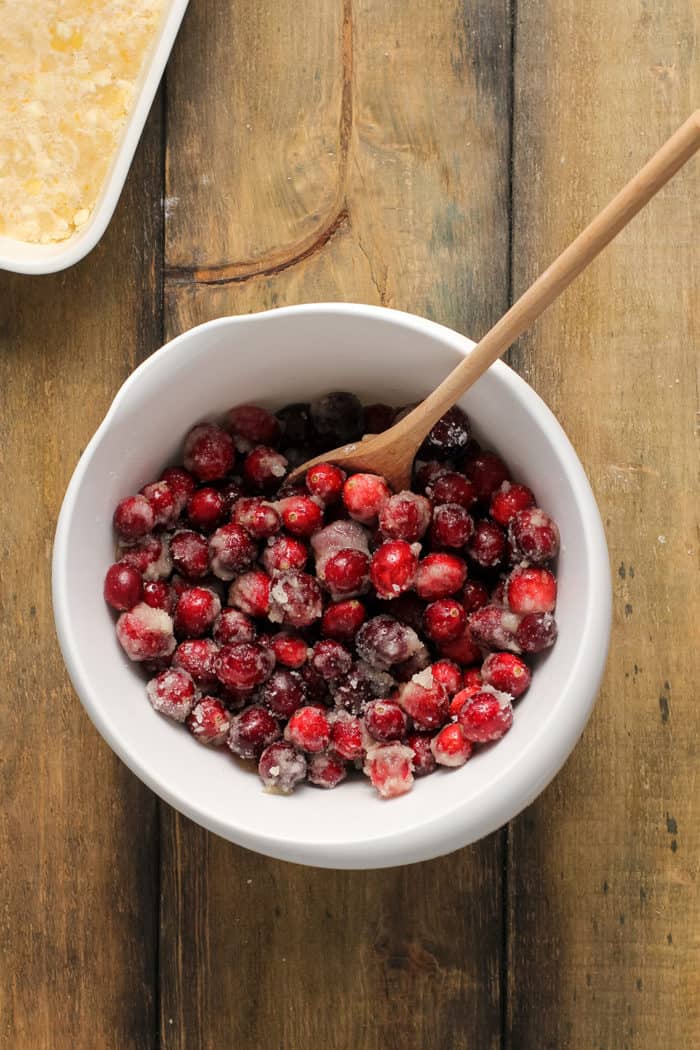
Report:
1,1,698,1047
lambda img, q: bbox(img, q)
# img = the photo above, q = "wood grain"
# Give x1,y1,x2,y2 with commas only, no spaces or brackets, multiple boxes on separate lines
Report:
0,107,163,1049
507,2,700,1047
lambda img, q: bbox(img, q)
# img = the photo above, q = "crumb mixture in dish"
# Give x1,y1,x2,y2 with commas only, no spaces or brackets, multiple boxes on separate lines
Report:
0,0,167,244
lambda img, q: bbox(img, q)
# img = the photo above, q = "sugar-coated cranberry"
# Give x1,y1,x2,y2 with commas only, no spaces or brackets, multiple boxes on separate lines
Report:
393,643,430,682
285,706,331,753
141,481,176,528
305,463,345,504
228,570,271,618
187,487,226,531
160,466,196,515
430,503,474,549
215,641,274,691
481,652,531,698
308,751,348,789
174,587,221,638
509,508,560,564
183,422,235,482
364,700,409,743
429,472,476,508
311,519,370,578
216,477,246,515
331,667,375,715
321,600,366,641
269,571,323,628
243,445,288,489
258,741,307,793
170,530,210,579
172,638,220,687
142,580,175,613
490,481,535,526
467,520,506,568
448,676,484,716
378,491,432,542
104,562,143,611
323,548,370,599
186,697,230,745
311,639,352,679
262,668,307,718
430,659,463,696
212,607,256,646
430,723,473,766
423,599,467,644
422,406,471,460
363,743,414,799
116,603,175,662
118,534,172,581
262,534,308,574
464,451,510,501
468,605,523,653
329,711,365,760
278,495,323,537
397,672,449,730
271,633,308,668
146,668,196,722
355,614,422,669
227,404,281,448
370,540,418,599
310,391,364,445
413,553,467,601
228,705,281,759
458,688,513,742
413,460,450,493
276,402,315,446
113,494,155,540
516,612,558,653
342,473,391,524
437,623,481,666
364,403,395,433
208,523,257,580
462,579,490,613
404,733,436,777
506,566,557,614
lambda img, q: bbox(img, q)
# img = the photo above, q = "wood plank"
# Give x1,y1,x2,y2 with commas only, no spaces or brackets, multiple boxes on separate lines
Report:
160,1,512,1047
0,108,163,1049
508,3,700,1047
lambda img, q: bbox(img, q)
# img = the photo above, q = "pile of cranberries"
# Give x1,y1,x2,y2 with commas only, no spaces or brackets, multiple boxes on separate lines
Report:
103,393,560,800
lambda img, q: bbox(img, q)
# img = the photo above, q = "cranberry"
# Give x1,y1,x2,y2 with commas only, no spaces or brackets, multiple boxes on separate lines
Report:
186,697,230,745
243,445,288,489
321,600,366,641
308,751,348,789
468,605,522,652
262,668,307,718
394,643,430,682
397,673,449,730
364,700,409,743
423,599,467,644
208,523,257,580
429,472,475,508
430,723,473,766
323,548,370,598
285,706,331,753
116,603,175,662
141,481,176,528
228,570,272,618
215,642,274,691
212,607,256,646
509,508,560,564
310,391,364,445
342,473,391,524
481,652,531,698
160,466,196,515
170,530,210,579
228,706,281,759
216,477,247,515
172,638,220,687
278,495,323,537
506,566,557,614
227,404,281,447
413,460,449,493
363,743,414,799
269,571,323,628
271,633,308,668
458,688,513,742
403,733,435,777
378,491,432,542
356,615,422,669
464,451,510,501
490,481,536,526
370,540,418,599
462,579,490,613
262,534,308,574
113,494,155,540
183,422,235,482
448,675,484,716
258,741,307,793
187,487,226,531
491,579,507,605
311,639,352,679
146,668,196,722
331,666,375,715
430,503,474,549
437,623,481,666
305,463,345,504
430,659,463,696
104,562,143,611
381,592,425,633
329,711,365,760
142,580,175,613
467,520,506,568
300,662,331,706
174,587,221,638
363,403,395,433
276,402,315,446
516,612,558,653
413,553,467,601
422,405,471,459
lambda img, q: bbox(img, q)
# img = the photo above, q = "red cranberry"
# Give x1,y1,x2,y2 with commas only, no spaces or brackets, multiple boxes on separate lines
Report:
262,668,307,718
370,540,418,599
172,638,220,687
113,494,155,540
405,733,437,777
243,446,288,489
174,587,221,638
231,497,280,539
342,473,391,524
462,579,490,613
285,706,331,753
506,566,557,614
437,624,481,666
430,503,474,549
187,487,225,531
397,673,449,730
356,614,421,669
310,391,364,445
308,751,348,789
212,607,256,646
228,570,271,618
413,553,467,601
186,697,230,745
277,495,323,537
422,405,471,459
413,460,449,493
262,534,308,574
467,520,506,568
228,706,281,759
509,508,560,564
481,652,531,698
170,530,210,579
458,688,513,742
116,603,175,662
364,403,395,433
183,422,235,482
227,404,281,447
104,562,143,610
269,571,323,628
448,674,484,716
141,580,175,614
145,668,196,722
378,491,432,542
305,463,345,504
321,600,366,641
141,481,176,528
430,723,473,766
329,711,365,760
490,481,536,526
160,466,196,515
271,633,308,668
423,599,467,644
258,741,307,793
208,523,257,580
468,605,523,653
363,743,414,799
464,451,510,501
430,659,463,696
429,472,475,508
311,640,352,679
215,642,274,691
323,548,370,599
364,700,409,743
516,612,558,653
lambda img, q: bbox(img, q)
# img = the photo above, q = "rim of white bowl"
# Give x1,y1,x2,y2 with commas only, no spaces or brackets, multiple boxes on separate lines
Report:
52,304,611,868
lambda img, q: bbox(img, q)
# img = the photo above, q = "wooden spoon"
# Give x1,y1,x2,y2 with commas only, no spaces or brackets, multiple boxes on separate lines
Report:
292,110,700,491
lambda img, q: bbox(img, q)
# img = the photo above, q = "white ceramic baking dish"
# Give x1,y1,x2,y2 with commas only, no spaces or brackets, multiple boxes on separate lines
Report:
0,0,189,276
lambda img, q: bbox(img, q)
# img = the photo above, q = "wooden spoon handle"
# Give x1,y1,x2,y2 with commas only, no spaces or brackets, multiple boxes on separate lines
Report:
411,109,700,435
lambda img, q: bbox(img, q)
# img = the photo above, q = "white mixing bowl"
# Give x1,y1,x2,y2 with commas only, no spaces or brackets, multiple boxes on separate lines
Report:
52,304,611,869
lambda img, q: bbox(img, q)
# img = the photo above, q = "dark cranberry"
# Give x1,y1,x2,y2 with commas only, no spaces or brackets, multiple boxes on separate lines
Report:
215,642,274,691
276,402,315,447
305,462,345,504
321,600,366,641
379,491,432,542
212,607,256,646
468,605,523,653
329,712,366,760
421,405,471,459
299,663,331,706
430,723,472,766
186,697,231,746
364,699,408,743
464,451,510,501
467,520,506,568
437,625,481,666
381,592,425,633
269,571,323,628
104,562,143,610
406,732,437,776
324,548,370,598
208,523,257,580
509,508,560,564
228,570,271,618
116,603,175,662
516,612,558,653
430,503,474,548
172,638,220,687
262,534,308,574
363,403,395,433
183,422,235,482
490,481,536,526
187,487,225,531
271,633,308,669
481,652,531,698
413,553,467,601
228,706,281,760
430,659,463,696
243,446,288,490
258,741,307,793
310,391,364,445
141,481,176,528
308,752,348,788
216,477,247,515
423,599,467,644
462,579,490,613
160,466,196,516
227,404,281,447
458,689,513,742
278,495,323,537
113,495,154,540
413,460,450,493
342,473,391,525
311,640,352,679
146,668,196,722
285,706,331,753
393,644,431,682
142,579,175,613
170,530,210,579
331,666,375,715
174,587,221,638
370,540,418,598
429,471,475,508
356,614,421,669
262,669,307,718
